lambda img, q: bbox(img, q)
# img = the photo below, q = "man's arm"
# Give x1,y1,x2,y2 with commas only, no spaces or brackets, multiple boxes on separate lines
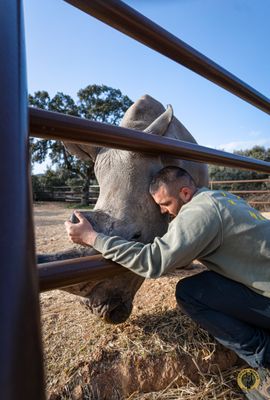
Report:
65,199,222,278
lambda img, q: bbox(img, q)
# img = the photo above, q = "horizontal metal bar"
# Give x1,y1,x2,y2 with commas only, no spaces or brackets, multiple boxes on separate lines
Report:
38,255,125,292
29,107,270,173
211,179,270,184
65,0,270,115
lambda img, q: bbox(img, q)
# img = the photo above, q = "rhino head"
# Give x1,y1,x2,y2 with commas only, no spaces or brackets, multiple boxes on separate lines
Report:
38,95,208,324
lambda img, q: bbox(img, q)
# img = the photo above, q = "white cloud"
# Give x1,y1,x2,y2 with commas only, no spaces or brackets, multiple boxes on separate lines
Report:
247,130,261,138
32,162,49,175
32,157,55,175
216,138,270,153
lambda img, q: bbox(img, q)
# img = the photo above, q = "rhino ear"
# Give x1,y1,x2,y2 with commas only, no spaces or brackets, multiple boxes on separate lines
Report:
143,105,173,136
63,142,100,161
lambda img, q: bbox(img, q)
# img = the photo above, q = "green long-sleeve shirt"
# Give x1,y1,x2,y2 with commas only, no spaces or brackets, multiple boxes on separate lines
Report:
93,188,270,298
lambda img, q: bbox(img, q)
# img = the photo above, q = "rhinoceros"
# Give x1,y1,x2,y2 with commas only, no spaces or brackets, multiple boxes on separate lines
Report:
38,95,208,324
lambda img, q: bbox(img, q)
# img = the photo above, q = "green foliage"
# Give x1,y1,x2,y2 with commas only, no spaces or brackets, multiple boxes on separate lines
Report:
31,174,43,194
31,167,69,201
30,85,133,204
77,84,132,124
34,167,71,187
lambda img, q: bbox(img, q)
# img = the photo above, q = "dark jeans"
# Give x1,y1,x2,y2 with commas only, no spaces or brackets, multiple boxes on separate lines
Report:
175,271,270,368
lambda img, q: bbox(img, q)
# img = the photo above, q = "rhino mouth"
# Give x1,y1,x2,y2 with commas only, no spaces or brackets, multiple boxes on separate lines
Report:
104,299,133,324
81,296,133,324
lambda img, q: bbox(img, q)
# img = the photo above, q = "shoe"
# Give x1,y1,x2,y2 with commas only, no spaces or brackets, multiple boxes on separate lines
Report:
237,368,270,399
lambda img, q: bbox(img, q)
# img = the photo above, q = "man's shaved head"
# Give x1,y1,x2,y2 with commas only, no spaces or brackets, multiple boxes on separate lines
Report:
149,166,196,196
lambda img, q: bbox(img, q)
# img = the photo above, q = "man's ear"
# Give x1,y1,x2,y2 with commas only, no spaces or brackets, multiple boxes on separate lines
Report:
180,187,193,203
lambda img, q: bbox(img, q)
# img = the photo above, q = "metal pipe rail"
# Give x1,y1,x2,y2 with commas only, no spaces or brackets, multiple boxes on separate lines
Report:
0,2,45,399
29,107,270,174
211,179,270,184
38,255,125,292
65,0,270,115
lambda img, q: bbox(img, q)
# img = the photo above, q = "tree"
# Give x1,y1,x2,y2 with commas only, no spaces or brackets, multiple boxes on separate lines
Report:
209,146,270,191
30,85,133,205
77,84,132,124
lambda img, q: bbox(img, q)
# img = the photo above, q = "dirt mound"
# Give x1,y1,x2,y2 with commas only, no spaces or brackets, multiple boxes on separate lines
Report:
41,270,243,400
48,306,239,400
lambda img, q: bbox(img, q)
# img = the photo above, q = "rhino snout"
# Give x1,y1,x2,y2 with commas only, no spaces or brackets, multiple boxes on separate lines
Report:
81,295,133,324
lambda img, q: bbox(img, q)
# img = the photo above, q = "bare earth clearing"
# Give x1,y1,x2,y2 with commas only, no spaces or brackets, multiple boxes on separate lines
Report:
35,203,270,400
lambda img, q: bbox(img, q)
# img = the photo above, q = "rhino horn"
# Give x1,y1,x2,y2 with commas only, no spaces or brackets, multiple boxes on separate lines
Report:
63,142,100,161
144,105,174,136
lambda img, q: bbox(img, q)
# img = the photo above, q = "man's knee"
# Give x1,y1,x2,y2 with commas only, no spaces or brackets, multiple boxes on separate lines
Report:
176,271,207,299
175,271,212,313
176,276,195,302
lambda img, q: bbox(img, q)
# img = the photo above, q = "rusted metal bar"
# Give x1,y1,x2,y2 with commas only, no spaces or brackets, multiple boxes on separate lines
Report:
0,2,45,399
211,179,270,184
65,0,270,115
29,107,270,173
38,255,126,292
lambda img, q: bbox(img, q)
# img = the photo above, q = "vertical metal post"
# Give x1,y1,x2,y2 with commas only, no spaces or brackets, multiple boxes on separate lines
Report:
0,2,45,399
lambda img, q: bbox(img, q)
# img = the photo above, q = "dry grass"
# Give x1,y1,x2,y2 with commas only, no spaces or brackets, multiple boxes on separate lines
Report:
40,274,243,399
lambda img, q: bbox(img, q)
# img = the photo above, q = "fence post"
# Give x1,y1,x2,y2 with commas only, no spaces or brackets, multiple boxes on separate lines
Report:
0,1,45,399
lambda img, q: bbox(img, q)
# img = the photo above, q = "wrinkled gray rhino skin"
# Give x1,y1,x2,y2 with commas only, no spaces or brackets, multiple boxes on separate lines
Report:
38,95,208,324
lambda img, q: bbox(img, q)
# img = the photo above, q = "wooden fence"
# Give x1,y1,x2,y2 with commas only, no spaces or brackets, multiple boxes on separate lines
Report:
210,179,270,207
33,185,100,203
33,180,270,208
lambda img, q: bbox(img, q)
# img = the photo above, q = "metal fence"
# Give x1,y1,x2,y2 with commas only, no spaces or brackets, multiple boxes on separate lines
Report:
1,1,270,398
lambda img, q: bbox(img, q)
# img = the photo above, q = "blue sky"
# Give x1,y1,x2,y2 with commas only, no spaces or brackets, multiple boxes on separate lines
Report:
24,0,270,173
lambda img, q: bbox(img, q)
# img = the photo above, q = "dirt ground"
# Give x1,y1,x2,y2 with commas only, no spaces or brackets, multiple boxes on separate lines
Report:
35,203,270,400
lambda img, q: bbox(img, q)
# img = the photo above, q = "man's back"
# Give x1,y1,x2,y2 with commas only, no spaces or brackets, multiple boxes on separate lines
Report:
191,188,270,297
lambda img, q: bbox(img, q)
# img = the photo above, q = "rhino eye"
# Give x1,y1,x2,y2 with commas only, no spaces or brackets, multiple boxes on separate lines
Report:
131,232,141,240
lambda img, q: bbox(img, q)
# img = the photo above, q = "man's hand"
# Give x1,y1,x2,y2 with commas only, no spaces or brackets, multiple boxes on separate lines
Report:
65,211,98,247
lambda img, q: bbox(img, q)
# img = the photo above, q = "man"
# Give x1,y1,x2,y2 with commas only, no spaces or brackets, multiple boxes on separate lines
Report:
65,166,270,399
